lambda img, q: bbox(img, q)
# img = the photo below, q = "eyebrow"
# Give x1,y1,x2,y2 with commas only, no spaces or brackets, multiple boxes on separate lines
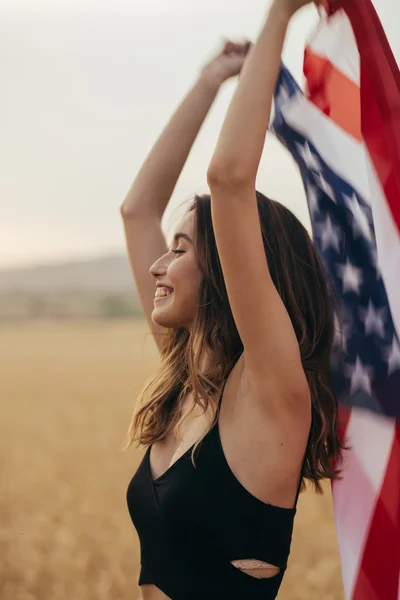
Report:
172,232,193,244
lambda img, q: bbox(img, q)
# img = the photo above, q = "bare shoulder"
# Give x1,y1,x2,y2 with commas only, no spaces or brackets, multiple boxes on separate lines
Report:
221,354,311,507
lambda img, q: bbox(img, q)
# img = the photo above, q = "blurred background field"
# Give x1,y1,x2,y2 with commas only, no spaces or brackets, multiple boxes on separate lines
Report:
1,315,345,600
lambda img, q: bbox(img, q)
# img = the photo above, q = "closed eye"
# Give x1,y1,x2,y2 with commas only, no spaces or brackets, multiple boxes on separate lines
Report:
171,249,185,254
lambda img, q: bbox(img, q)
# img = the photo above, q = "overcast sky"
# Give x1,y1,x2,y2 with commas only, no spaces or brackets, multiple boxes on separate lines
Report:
1,0,398,269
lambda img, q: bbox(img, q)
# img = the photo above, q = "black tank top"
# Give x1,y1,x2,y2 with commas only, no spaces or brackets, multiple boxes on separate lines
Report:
126,366,306,600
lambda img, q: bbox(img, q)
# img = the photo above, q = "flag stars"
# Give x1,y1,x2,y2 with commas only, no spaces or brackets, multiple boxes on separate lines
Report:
343,192,374,243
296,141,321,172
319,215,342,253
272,73,399,418
359,300,387,338
306,182,320,214
345,355,374,396
337,259,363,294
314,171,336,203
275,84,290,109
386,336,400,375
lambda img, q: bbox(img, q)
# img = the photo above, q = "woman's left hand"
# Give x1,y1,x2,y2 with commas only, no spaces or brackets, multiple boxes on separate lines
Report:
200,40,252,87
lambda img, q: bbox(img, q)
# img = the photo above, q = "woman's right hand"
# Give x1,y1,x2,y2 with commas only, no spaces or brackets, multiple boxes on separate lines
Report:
200,40,252,87
271,0,320,17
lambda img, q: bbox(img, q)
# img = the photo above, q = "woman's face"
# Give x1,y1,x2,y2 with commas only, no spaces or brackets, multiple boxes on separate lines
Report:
150,210,203,330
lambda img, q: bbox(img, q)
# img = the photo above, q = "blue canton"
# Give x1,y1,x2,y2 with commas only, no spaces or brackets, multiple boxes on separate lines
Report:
270,65,400,419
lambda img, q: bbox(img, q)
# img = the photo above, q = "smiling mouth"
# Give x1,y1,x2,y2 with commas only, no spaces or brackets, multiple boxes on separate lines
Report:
154,291,174,302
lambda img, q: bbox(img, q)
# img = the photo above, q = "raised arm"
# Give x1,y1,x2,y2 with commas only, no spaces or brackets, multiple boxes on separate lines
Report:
207,0,314,405
208,0,311,180
120,41,250,353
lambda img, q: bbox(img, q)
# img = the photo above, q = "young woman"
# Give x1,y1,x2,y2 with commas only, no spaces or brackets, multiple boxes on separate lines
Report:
121,0,343,598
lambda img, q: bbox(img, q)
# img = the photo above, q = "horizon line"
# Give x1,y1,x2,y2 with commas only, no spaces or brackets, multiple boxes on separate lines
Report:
0,249,128,273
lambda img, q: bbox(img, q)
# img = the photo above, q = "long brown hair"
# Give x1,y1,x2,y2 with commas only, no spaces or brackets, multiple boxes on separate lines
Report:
124,191,346,493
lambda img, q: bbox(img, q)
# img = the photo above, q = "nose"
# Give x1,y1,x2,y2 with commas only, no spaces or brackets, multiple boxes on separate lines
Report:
149,252,168,279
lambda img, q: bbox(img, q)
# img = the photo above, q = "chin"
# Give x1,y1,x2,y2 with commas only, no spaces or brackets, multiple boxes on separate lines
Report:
152,307,191,330
152,307,178,329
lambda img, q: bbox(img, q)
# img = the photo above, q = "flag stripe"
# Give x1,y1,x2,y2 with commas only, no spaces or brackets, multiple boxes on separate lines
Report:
352,425,400,600
313,3,400,598
332,409,396,598
287,33,400,335
282,93,371,201
333,412,397,599
304,48,361,141
305,8,360,85
275,76,400,420
338,0,400,233
303,1,400,331
272,2,400,596
363,152,400,334
360,65,400,235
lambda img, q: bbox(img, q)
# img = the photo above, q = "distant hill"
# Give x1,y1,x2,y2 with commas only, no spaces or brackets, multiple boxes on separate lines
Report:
0,253,137,295
0,254,143,320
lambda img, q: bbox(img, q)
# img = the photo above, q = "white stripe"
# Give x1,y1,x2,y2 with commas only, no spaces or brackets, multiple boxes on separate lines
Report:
363,152,400,336
307,8,360,85
348,407,395,492
332,409,396,599
332,476,362,600
282,93,371,202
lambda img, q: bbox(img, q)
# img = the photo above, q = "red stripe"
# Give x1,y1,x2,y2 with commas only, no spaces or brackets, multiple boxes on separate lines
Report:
337,404,351,445
303,48,361,142
335,0,400,234
352,424,400,600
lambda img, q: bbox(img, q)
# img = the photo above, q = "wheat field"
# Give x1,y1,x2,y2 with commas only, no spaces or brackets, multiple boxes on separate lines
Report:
0,319,345,600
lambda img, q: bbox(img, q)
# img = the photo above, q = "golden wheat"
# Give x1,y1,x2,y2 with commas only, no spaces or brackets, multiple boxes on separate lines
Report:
0,319,344,600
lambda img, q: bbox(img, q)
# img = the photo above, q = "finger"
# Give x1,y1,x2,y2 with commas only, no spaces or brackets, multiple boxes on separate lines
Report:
223,41,236,55
223,39,248,51
221,38,232,53
234,40,252,54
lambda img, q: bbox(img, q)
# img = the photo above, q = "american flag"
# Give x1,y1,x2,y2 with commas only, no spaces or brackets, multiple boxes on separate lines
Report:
271,1,400,598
